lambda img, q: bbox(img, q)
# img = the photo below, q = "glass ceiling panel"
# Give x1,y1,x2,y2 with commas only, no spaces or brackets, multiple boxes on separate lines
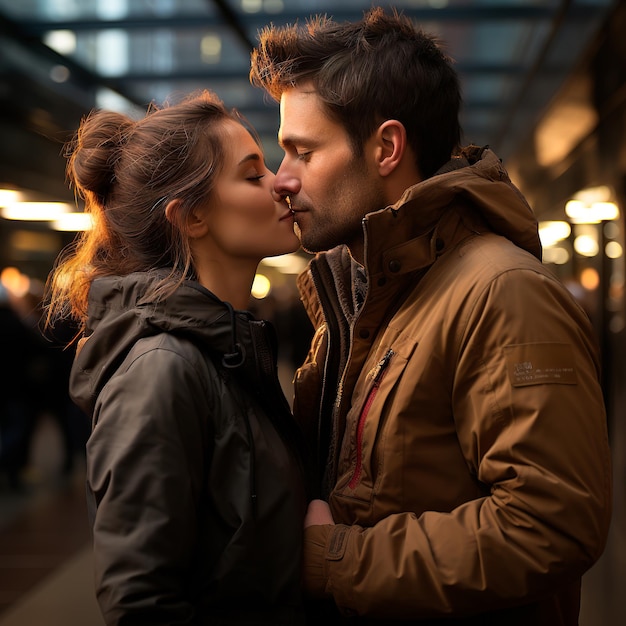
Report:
0,0,216,20
0,0,618,166
58,26,250,77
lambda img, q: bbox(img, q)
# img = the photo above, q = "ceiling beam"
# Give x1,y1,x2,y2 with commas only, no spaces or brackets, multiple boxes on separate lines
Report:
104,61,571,83
0,11,144,108
209,0,254,50
11,5,607,35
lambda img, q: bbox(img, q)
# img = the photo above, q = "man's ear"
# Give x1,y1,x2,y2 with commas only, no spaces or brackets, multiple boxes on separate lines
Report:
374,120,407,177
165,198,209,239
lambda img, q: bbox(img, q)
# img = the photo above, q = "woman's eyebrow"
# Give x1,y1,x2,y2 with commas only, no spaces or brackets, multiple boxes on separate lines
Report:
238,153,262,166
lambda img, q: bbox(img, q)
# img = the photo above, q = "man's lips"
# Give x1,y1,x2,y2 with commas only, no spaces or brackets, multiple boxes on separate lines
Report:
288,205,305,218
290,209,301,224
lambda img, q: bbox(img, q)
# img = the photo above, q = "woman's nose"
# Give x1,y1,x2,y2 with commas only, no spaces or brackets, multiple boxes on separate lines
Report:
264,170,284,203
271,187,285,202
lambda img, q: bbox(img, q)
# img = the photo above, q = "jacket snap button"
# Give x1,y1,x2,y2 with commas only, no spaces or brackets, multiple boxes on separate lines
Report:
359,329,370,339
388,259,401,273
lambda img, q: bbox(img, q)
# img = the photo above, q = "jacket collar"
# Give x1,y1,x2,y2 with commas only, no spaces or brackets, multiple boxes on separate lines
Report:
299,147,541,322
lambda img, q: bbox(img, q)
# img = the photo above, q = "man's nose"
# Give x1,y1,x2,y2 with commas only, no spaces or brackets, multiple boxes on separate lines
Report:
273,162,301,199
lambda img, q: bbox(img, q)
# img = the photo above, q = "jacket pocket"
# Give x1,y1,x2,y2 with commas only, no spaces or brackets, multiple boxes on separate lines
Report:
334,340,414,506
348,348,395,489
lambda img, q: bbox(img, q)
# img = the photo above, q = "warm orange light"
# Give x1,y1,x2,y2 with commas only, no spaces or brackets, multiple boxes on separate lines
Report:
1,201,72,221
251,273,271,299
580,268,600,291
0,188,22,206
0,266,30,297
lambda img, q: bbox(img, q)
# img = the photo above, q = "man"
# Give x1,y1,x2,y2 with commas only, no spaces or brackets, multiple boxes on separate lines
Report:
250,7,612,625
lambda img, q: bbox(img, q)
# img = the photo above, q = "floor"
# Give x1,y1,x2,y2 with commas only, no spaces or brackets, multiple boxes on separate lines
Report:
0,412,623,626
0,413,104,625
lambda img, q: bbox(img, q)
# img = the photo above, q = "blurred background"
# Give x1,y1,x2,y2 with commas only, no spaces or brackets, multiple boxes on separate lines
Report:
0,1,624,624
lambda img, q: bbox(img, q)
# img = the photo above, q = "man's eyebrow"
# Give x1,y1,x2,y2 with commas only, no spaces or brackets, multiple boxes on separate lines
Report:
237,153,262,166
278,134,313,149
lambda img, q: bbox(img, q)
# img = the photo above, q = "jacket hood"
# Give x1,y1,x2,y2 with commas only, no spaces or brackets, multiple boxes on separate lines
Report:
392,146,541,259
70,271,258,415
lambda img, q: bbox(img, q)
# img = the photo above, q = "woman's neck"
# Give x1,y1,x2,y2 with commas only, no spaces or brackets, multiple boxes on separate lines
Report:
195,259,257,310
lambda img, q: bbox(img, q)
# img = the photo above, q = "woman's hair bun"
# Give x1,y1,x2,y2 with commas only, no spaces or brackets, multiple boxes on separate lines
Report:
66,110,134,201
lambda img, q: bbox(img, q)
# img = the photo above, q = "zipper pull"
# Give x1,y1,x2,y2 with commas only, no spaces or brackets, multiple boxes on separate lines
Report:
372,348,394,385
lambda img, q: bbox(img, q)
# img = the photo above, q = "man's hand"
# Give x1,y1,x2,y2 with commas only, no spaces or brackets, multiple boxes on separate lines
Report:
304,499,335,528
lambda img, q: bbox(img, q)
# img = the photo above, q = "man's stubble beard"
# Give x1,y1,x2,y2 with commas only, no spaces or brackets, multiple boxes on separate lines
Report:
295,208,364,255
296,157,384,255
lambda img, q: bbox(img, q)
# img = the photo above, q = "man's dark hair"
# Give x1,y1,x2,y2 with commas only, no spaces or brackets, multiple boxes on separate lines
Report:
250,7,462,178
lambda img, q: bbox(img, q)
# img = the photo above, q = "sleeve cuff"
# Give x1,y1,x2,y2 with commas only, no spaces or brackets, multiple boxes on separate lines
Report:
302,524,335,598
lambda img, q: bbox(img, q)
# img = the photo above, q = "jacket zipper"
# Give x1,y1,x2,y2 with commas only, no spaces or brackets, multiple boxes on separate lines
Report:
306,261,346,498
348,349,394,490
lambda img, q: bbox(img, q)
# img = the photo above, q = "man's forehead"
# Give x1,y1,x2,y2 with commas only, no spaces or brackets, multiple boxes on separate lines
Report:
278,87,326,142
280,85,320,113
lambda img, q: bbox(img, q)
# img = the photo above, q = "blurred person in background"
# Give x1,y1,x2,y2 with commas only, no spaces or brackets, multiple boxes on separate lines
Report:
1,282,84,490
250,7,612,625
45,90,307,626
0,283,39,490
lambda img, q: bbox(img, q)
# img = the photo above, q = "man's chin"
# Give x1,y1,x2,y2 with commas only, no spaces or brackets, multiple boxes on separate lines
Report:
294,223,337,254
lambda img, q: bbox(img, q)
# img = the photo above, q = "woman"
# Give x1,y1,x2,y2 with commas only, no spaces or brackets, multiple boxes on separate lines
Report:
45,91,306,625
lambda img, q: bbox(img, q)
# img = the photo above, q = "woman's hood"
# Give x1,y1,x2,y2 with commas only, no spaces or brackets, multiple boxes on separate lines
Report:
70,271,255,415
